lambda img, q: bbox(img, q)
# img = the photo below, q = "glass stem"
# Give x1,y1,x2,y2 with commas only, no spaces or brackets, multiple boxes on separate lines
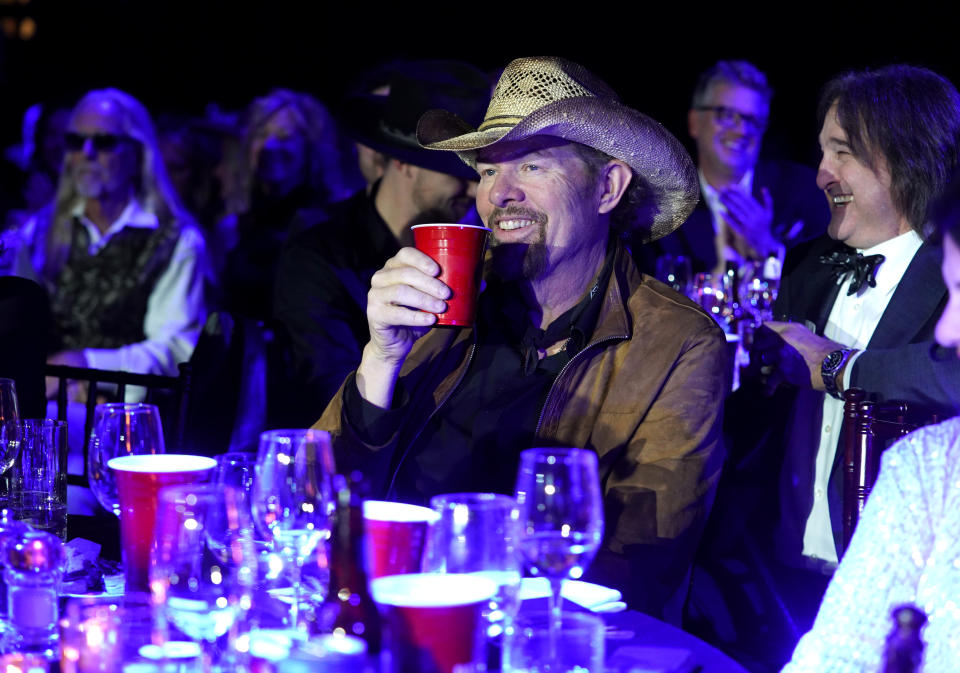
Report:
289,551,304,632
547,576,563,646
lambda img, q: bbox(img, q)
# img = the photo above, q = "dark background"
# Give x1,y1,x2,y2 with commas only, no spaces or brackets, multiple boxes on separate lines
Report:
1,2,957,168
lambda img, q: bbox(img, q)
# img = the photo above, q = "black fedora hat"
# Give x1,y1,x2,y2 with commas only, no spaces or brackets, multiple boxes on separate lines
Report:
341,60,490,181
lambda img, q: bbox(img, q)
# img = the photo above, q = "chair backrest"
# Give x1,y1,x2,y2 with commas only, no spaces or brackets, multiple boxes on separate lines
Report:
45,362,193,485
841,388,938,554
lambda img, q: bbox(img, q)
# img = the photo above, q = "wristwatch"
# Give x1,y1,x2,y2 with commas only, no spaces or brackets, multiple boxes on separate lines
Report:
821,348,857,399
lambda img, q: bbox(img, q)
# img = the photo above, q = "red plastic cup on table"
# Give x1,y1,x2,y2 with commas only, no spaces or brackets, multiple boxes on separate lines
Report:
411,223,491,327
371,573,497,673
363,500,439,578
108,454,217,594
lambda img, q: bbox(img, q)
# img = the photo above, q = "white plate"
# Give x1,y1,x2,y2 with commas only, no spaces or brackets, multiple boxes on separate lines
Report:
518,578,625,613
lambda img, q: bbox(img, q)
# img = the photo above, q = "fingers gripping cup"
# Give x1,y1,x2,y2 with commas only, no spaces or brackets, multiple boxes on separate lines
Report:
411,223,491,327
108,454,217,594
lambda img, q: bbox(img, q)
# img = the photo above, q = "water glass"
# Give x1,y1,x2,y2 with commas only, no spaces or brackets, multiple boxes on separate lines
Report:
10,419,67,540
88,403,165,516
423,493,522,636
151,483,256,670
0,378,20,478
503,610,605,673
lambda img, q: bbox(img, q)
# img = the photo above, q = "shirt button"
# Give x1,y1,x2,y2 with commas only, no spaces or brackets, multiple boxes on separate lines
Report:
816,488,824,498
854,304,861,311
824,425,832,433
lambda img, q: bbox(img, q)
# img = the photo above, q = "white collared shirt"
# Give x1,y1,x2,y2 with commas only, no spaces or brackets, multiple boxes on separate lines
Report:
801,229,924,564
10,199,208,379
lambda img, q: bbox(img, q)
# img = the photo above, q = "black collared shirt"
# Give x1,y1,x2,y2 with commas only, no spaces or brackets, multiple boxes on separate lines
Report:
345,246,615,503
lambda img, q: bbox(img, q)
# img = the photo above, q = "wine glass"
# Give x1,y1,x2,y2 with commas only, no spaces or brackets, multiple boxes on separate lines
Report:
738,260,779,326
514,448,604,636
422,493,523,638
87,403,165,517
151,483,256,672
251,429,335,633
0,378,21,478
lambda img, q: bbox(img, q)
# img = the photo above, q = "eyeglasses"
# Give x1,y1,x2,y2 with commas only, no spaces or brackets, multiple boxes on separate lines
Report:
695,105,768,133
64,132,132,154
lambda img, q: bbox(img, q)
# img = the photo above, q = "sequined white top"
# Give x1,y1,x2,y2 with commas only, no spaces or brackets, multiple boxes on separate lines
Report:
783,416,960,673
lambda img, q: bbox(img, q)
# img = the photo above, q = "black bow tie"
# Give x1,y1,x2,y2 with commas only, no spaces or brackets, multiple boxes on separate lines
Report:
819,250,886,295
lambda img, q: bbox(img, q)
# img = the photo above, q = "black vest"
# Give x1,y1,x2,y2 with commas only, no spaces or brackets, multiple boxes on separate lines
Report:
50,216,181,352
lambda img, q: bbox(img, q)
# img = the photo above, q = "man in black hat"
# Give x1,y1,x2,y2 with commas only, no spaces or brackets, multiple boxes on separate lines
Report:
272,61,489,425
315,57,729,621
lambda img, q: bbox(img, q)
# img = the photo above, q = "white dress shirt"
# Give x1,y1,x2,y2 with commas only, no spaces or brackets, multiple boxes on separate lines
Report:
11,199,208,377
801,229,924,564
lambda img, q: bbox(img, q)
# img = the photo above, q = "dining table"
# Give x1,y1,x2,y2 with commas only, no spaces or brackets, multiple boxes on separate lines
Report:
59,515,749,673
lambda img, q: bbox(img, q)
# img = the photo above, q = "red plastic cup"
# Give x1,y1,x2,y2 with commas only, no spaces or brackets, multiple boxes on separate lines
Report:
371,573,497,673
411,223,491,327
363,501,440,578
108,454,217,593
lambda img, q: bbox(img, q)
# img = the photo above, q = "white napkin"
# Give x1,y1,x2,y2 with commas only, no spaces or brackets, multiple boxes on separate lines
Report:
518,578,626,613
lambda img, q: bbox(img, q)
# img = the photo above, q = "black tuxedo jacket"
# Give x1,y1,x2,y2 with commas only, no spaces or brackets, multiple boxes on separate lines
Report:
771,234,960,563
634,159,829,275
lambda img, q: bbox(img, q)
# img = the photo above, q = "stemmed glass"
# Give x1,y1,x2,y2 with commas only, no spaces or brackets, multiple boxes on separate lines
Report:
514,447,604,637
151,483,256,672
0,379,21,488
251,429,335,633
738,260,779,326
87,403,165,517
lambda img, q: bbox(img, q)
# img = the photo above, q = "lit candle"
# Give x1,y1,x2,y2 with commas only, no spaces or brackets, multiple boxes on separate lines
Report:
0,653,49,673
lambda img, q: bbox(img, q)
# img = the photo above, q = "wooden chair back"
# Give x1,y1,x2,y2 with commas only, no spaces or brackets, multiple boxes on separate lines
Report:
45,362,193,486
841,387,937,553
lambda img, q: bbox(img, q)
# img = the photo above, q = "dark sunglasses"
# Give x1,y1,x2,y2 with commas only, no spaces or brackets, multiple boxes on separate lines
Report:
64,132,133,153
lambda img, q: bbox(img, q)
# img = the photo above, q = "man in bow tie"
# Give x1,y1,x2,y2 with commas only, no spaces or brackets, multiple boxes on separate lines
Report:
735,64,960,634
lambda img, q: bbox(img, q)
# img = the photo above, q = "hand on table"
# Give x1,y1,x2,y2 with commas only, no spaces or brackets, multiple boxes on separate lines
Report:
358,247,450,407
750,321,843,394
720,186,777,259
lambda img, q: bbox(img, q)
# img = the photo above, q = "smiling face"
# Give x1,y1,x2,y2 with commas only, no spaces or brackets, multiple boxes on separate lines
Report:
65,97,140,202
935,233,960,357
817,103,910,250
689,82,768,181
475,137,611,286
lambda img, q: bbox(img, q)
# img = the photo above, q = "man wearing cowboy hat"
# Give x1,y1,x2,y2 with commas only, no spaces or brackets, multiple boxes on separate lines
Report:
273,61,489,425
315,57,728,621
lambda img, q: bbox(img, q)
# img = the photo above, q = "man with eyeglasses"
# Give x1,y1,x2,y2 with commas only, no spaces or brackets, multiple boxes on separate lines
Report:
8,89,207,417
641,61,828,276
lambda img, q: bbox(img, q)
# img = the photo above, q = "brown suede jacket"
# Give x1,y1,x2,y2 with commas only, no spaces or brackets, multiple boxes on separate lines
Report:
315,243,729,620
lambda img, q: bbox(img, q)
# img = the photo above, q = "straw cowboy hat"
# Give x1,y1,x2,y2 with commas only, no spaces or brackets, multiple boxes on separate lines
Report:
417,56,698,242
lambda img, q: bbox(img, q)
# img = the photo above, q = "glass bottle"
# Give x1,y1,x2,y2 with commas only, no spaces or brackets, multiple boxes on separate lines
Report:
320,471,382,655
880,604,926,673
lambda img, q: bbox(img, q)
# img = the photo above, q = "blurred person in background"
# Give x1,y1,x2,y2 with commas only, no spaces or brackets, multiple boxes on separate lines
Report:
213,89,361,322
10,88,208,400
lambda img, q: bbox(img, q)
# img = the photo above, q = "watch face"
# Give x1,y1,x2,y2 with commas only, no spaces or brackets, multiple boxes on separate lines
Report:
823,350,844,371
